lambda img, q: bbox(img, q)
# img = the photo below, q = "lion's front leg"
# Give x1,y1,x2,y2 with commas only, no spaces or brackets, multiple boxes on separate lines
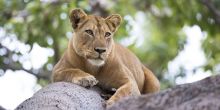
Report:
52,68,98,88
106,81,140,107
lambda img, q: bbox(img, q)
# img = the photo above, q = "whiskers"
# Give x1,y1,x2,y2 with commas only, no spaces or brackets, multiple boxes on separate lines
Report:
85,50,94,54
84,50,97,58
82,49,109,60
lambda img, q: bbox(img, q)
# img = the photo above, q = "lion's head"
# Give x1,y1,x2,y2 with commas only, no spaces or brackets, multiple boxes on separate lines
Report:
69,9,122,66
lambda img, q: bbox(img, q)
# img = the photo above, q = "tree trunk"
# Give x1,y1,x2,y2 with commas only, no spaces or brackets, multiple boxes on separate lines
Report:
16,75,220,110
16,82,106,110
108,75,220,110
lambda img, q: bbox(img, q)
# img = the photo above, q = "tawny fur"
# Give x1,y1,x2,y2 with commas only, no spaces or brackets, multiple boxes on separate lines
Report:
52,9,160,107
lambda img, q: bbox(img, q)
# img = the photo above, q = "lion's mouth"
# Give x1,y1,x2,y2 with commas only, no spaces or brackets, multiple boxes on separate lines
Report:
87,58,105,66
97,55,104,60
87,54,104,60
85,51,108,65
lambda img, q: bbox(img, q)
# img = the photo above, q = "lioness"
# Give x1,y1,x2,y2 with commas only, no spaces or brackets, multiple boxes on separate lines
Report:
52,9,160,107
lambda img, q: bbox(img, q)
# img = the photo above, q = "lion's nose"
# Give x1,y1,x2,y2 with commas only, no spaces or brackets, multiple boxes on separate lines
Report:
94,47,106,54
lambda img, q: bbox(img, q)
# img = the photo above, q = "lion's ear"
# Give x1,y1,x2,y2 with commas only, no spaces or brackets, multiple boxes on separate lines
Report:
105,14,122,32
69,9,87,29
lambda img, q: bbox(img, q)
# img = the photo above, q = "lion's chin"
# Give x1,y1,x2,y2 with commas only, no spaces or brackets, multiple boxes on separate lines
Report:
87,59,105,66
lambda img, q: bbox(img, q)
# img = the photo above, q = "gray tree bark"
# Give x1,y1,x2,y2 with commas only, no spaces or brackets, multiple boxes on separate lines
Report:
16,75,220,110
16,82,106,110
108,75,220,110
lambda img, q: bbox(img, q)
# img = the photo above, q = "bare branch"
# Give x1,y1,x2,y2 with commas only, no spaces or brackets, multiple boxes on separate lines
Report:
200,0,220,24
0,44,51,80
1,63,51,80
89,0,109,17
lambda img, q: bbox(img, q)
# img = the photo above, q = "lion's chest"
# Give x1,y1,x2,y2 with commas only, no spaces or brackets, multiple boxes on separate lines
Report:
84,63,101,76
95,68,127,90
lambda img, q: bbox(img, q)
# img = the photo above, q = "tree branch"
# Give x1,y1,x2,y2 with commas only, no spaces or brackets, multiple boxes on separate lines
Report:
52,36,60,63
89,0,109,17
0,44,51,80
1,63,50,80
200,0,220,24
16,82,106,110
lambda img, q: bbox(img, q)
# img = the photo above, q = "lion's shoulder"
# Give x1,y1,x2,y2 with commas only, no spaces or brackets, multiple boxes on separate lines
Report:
113,43,142,66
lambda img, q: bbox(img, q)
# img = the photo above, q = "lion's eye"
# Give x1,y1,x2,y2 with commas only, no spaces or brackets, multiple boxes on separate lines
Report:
85,29,94,36
105,32,111,37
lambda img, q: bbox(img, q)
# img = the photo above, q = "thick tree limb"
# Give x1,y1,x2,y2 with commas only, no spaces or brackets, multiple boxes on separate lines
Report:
108,75,220,110
15,75,220,110
16,82,106,110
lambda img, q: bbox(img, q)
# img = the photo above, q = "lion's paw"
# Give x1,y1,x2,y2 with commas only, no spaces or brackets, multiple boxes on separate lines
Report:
72,75,98,88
